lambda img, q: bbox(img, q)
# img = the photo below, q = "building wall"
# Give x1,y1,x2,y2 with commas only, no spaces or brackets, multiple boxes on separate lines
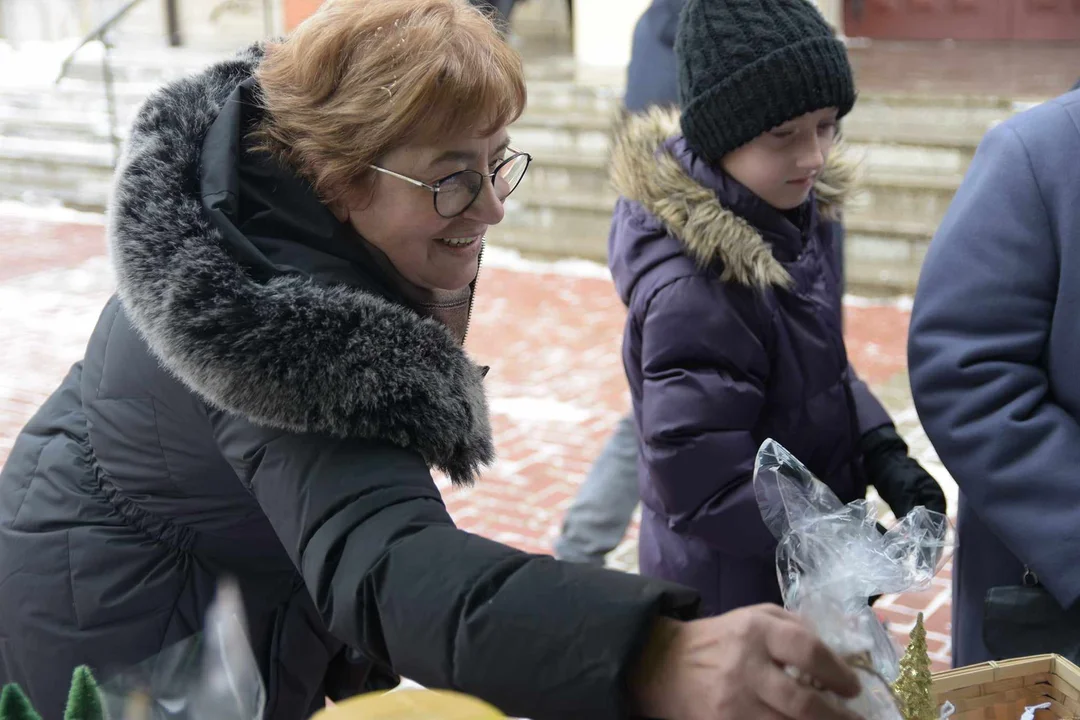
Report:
282,0,320,31
817,0,843,33
571,0,844,82
571,0,650,75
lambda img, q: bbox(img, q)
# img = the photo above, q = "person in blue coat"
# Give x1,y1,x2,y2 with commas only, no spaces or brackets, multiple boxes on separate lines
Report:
908,87,1080,666
554,0,686,565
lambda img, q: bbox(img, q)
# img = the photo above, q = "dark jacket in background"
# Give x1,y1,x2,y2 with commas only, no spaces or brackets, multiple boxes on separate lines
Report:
607,109,890,617
0,46,699,720
624,0,687,113
468,0,518,27
908,89,1080,666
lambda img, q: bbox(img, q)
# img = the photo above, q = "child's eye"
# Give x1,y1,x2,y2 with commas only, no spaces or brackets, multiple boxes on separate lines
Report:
818,122,838,134
771,129,795,139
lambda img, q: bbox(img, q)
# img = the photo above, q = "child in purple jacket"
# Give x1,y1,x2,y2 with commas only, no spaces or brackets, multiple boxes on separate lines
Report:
607,0,946,617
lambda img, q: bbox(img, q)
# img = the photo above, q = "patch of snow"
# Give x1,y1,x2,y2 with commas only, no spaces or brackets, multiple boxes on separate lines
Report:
482,244,610,280
0,200,106,225
0,257,115,410
844,293,914,310
0,38,103,88
0,135,114,163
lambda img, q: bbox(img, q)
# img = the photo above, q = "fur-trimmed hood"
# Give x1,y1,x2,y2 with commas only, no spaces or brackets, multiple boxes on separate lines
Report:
107,44,493,485
609,107,857,289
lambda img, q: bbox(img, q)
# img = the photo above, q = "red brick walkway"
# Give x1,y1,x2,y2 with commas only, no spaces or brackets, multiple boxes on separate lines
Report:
0,208,955,670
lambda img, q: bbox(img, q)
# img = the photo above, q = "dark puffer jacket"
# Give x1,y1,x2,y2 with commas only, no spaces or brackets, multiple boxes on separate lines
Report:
0,47,698,720
607,109,891,617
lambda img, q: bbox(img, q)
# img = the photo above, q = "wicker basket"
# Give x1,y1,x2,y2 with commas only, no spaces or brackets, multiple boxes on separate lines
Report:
932,655,1080,719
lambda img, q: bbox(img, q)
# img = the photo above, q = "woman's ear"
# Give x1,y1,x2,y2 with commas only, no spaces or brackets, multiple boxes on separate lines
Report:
329,173,377,222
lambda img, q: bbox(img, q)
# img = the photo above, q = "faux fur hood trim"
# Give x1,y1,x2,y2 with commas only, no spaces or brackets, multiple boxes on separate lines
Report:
610,107,857,289
107,44,493,485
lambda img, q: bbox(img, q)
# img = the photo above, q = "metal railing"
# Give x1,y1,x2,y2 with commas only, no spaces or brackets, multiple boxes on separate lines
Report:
54,0,151,166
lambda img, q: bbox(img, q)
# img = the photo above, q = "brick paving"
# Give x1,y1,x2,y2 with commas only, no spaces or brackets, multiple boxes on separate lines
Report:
0,206,955,671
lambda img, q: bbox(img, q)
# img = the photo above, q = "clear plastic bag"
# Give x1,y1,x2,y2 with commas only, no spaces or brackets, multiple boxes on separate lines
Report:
753,439,953,719
98,579,266,720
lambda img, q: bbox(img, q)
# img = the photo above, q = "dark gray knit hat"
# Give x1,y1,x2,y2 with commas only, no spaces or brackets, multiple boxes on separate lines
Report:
676,0,855,163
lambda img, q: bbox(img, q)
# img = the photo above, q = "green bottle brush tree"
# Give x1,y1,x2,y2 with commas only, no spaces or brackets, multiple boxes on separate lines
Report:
0,665,105,720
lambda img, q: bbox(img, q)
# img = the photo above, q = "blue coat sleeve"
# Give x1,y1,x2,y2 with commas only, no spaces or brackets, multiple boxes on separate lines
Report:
638,275,778,558
908,120,1080,608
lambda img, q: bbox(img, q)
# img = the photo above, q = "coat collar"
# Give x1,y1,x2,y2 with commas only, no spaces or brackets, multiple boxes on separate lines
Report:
609,107,856,289
107,44,493,485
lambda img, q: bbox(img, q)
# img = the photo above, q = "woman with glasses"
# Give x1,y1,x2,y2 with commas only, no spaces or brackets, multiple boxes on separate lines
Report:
0,1,863,719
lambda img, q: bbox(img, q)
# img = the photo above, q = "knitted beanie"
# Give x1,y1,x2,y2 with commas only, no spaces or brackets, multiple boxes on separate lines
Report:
676,0,855,163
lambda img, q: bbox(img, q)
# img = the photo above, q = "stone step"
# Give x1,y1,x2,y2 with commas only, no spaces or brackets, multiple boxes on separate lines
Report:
53,46,231,86
514,107,991,146
844,218,936,295
497,189,937,292
512,110,984,177
0,95,983,183
522,79,1023,134
0,135,114,168
0,136,115,209
508,185,948,242
523,154,962,227
0,106,124,143
491,204,933,296
0,107,999,187
0,82,155,123
848,172,962,228
844,139,977,178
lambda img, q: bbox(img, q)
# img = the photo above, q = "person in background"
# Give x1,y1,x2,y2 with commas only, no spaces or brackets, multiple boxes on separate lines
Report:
468,0,518,30
908,86,1080,666
607,0,946,618
555,0,866,569
0,1,866,719
554,0,687,567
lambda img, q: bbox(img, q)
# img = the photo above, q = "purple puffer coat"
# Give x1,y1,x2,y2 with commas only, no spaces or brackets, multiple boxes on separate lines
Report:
608,110,892,617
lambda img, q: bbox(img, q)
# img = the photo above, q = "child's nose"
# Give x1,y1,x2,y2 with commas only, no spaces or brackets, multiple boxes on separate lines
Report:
797,136,826,171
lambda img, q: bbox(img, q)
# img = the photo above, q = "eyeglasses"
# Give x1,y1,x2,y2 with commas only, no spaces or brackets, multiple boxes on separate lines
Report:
369,151,532,219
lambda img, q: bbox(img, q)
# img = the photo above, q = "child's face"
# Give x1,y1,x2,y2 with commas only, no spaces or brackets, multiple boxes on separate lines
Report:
720,107,839,211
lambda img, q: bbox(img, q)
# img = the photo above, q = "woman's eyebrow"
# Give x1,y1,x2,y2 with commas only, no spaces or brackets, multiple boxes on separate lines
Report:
425,138,513,170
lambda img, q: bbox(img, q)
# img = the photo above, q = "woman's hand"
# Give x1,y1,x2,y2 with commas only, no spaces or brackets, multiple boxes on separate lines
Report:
631,604,863,720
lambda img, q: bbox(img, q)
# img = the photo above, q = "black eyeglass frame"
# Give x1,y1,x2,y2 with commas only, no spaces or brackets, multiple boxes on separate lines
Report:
368,151,532,219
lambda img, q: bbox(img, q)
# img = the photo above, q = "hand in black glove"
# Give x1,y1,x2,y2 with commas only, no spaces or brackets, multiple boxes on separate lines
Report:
861,425,947,519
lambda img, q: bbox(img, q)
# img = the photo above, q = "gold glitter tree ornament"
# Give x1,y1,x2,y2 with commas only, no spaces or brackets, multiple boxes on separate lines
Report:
893,613,936,720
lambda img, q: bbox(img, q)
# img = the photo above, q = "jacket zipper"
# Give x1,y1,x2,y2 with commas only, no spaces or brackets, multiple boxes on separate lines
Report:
461,240,484,346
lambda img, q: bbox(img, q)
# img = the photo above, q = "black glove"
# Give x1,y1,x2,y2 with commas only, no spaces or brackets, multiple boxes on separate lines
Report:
861,425,947,519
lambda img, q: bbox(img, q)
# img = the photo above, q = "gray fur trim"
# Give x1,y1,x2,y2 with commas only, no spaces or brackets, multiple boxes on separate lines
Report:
107,44,493,485
609,107,857,289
